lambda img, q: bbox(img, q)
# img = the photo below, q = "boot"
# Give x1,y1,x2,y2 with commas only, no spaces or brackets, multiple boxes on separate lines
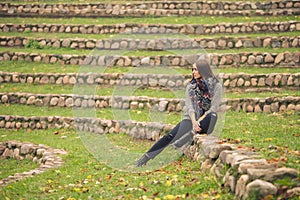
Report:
136,153,151,167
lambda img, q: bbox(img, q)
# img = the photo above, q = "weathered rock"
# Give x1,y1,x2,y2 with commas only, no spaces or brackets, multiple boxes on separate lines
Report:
245,179,277,200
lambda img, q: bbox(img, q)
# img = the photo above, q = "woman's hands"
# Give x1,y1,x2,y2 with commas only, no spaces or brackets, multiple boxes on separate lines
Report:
189,113,202,133
192,119,201,133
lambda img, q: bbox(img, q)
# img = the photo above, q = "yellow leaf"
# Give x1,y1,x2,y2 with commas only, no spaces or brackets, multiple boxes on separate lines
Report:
82,187,89,193
264,138,273,142
73,187,81,192
139,182,144,187
164,194,175,200
165,180,172,187
263,195,274,200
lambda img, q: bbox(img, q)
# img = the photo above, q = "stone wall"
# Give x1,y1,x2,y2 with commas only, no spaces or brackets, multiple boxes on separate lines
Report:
184,135,299,199
1,52,299,67
1,21,299,35
0,140,67,187
0,1,299,17
1,72,299,89
1,92,300,113
1,36,299,50
0,115,172,140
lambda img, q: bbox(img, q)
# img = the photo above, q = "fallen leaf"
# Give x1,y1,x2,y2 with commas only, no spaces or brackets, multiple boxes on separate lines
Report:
264,138,273,142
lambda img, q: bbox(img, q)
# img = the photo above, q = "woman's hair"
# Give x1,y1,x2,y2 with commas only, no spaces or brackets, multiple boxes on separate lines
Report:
195,59,217,80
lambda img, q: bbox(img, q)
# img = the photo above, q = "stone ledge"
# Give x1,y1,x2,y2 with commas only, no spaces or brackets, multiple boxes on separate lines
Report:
1,21,299,35
1,92,300,113
0,1,299,17
0,51,299,68
0,115,173,140
0,140,67,187
184,135,299,199
0,71,299,89
1,35,300,50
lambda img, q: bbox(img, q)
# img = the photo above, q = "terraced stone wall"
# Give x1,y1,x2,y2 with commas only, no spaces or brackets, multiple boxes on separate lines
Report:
1,72,299,88
1,21,299,35
1,93,300,113
1,52,299,67
0,1,299,17
1,36,300,50
0,115,171,141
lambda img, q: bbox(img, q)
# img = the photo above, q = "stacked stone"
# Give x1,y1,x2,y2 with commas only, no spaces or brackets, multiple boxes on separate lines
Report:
0,1,299,17
0,140,67,187
0,72,299,90
1,21,299,35
184,135,299,199
1,93,300,113
0,115,172,141
1,36,300,50
0,52,299,67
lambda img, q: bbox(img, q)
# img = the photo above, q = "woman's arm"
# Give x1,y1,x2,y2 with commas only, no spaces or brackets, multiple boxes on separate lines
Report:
206,82,223,115
185,84,201,132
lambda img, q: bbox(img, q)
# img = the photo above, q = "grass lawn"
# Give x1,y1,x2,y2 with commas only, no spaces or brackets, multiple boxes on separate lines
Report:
0,128,234,200
0,82,299,99
0,102,299,171
0,16,297,25
1,31,300,40
0,110,298,199
1,61,300,74
1,46,299,57
0,158,40,180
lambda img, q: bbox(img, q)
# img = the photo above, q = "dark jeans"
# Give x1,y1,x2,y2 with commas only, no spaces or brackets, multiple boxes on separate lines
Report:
146,112,217,159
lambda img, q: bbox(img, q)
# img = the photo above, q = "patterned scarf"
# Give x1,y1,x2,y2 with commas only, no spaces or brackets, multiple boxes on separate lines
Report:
188,77,218,119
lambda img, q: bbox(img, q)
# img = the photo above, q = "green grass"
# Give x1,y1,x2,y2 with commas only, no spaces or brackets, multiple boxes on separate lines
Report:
0,158,40,180
0,104,182,125
1,46,299,57
0,109,298,199
0,16,297,25
1,30,300,40
222,111,300,171
1,61,300,74
0,128,234,200
0,83,299,99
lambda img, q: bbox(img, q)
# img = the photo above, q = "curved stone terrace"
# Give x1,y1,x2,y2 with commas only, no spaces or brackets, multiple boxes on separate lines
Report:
1,21,299,35
0,0,299,17
1,51,299,68
1,35,299,50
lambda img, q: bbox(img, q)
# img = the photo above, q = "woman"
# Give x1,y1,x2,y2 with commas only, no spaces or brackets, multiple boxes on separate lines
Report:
136,59,222,167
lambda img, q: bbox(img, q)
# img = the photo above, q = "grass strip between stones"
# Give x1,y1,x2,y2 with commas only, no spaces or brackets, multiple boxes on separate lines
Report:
1,46,299,56
1,31,300,40
0,16,297,25
0,83,299,99
1,61,300,74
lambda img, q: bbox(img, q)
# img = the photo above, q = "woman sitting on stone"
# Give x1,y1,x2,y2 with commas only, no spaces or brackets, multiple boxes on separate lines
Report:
136,59,223,167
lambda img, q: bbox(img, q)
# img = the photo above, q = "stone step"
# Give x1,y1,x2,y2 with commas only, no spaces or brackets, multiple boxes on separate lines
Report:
1,35,299,50
0,71,299,90
1,21,299,35
1,92,299,113
0,114,171,140
0,1,299,17
1,51,299,68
